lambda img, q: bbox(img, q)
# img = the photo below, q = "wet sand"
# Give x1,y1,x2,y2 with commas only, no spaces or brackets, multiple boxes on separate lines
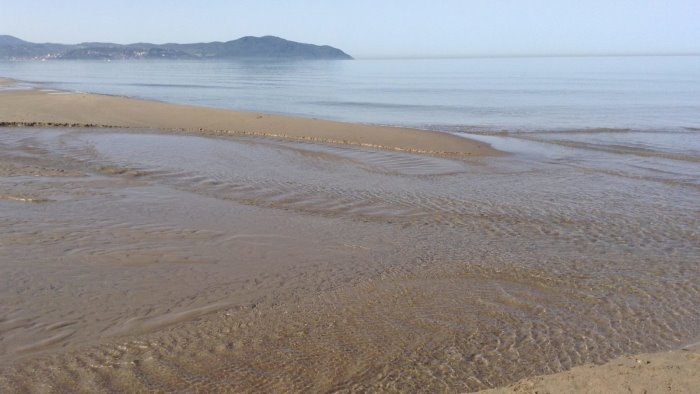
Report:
0,127,697,392
1,81,699,392
0,85,495,156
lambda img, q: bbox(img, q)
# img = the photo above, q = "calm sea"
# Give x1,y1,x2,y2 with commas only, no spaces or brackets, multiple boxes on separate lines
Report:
1,56,699,186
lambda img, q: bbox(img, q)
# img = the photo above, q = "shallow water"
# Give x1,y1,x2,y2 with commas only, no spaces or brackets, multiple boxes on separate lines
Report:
2,57,699,131
0,128,698,392
2,56,699,194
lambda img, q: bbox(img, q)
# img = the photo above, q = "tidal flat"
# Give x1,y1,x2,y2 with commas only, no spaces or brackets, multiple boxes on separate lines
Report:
0,126,698,392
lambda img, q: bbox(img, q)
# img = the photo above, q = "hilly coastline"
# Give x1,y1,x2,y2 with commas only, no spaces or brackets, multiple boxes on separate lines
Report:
0,35,353,60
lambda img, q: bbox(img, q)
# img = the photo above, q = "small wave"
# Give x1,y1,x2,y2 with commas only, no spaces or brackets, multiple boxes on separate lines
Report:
125,82,234,90
0,83,34,92
442,127,637,137
575,166,700,191
307,100,465,112
0,194,50,203
521,138,700,163
450,126,696,136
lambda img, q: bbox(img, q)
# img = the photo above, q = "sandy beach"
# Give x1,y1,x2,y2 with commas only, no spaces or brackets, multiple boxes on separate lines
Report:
481,345,700,393
1,79,698,393
0,82,495,156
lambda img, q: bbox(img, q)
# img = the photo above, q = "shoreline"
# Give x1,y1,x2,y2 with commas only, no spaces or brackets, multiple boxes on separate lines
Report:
480,344,699,393
0,77,498,156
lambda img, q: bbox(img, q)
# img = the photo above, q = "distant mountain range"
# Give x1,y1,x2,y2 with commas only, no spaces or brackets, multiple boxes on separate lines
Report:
0,35,353,60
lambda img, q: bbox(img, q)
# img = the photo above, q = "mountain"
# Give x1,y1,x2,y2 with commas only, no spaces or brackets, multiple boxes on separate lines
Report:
0,35,29,46
0,35,353,60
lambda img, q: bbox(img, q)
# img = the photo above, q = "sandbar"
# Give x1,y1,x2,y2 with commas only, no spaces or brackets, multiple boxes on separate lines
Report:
0,83,497,156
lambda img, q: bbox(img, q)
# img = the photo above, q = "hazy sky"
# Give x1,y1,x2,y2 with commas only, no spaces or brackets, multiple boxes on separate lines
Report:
2,0,699,58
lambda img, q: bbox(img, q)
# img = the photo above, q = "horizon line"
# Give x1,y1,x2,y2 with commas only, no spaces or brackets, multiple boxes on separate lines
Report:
355,52,700,60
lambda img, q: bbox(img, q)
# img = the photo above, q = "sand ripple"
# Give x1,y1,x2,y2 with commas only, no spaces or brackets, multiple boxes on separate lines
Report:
0,128,698,392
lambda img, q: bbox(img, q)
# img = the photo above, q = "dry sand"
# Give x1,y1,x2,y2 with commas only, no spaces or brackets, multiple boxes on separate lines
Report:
0,86,496,156
481,345,700,394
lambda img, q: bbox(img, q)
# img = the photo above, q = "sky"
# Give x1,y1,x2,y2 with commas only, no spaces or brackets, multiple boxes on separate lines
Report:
2,0,699,58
